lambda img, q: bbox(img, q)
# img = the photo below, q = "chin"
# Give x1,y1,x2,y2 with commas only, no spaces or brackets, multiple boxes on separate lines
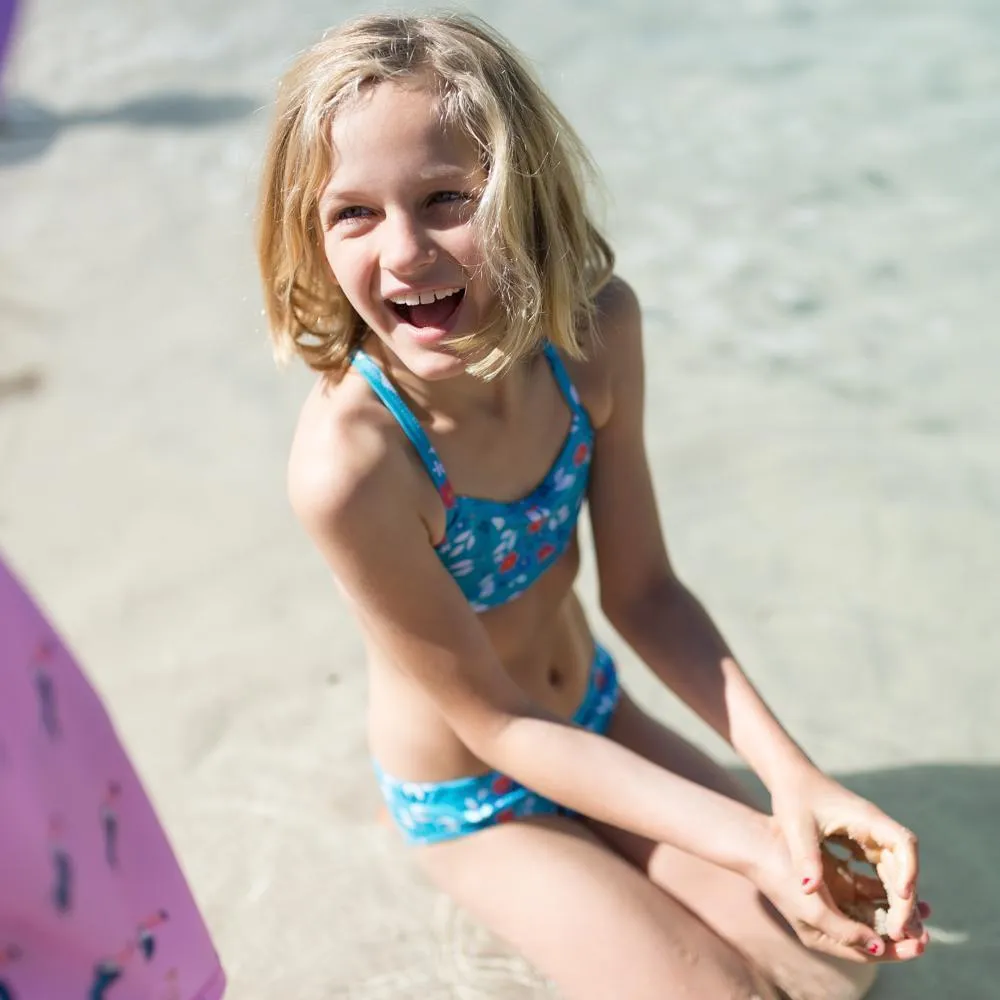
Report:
367,323,467,382
399,344,468,382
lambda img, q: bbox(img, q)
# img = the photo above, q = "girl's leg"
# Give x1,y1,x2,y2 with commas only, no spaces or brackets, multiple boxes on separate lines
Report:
416,813,780,1000
591,690,877,1000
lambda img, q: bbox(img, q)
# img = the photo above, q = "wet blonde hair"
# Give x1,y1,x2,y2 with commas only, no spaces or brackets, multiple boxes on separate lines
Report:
256,12,614,378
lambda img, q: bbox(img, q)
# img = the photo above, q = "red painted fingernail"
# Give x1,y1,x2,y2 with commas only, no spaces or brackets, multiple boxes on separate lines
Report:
801,877,811,887
918,900,932,918
867,941,882,955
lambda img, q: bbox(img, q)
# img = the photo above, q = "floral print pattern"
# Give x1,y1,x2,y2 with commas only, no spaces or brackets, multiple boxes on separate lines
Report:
351,344,593,613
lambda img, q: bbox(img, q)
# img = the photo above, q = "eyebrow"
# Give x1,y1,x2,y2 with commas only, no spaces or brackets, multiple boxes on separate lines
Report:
318,164,479,214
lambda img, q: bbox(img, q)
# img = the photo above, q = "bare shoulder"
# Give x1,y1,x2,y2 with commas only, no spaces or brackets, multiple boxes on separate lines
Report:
287,370,416,539
565,274,644,429
595,273,642,332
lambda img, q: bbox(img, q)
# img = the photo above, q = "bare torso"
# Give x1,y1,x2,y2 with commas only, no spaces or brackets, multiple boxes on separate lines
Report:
295,336,611,783
366,540,594,781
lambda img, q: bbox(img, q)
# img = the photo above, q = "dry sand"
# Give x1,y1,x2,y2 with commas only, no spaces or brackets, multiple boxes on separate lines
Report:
1,1,998,997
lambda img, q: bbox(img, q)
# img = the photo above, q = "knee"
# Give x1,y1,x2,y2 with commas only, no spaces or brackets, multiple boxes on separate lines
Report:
744,966,784,1000
712,952,784,1000
788,962,878,1000
831,962,878,1000
842,963,878,1000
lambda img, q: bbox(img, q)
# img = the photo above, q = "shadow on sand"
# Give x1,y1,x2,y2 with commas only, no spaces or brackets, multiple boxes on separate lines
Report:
0,90,259,167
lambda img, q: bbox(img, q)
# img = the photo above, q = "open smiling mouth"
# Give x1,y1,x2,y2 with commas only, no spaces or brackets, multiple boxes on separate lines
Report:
388,287,465,329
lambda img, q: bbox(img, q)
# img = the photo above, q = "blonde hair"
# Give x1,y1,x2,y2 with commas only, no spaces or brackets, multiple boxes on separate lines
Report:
256,12,614,378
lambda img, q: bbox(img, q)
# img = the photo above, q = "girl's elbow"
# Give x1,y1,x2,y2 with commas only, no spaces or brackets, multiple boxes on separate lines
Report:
601,574,684,634
599,593,632,635
449,702,521,769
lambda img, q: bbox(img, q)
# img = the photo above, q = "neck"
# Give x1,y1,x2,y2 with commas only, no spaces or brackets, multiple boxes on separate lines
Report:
373,341,533,427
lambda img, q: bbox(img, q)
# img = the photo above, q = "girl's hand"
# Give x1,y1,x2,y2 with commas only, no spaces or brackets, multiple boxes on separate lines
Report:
750,815,928,962
770,768,925,945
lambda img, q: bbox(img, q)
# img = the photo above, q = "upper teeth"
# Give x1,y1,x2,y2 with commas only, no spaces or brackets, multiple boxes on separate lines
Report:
388,288,462,307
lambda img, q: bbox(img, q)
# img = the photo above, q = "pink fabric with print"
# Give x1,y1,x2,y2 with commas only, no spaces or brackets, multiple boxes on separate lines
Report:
0,557,226,1000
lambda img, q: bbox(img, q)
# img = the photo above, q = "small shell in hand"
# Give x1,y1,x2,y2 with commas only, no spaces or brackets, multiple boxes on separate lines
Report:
821,836,892,937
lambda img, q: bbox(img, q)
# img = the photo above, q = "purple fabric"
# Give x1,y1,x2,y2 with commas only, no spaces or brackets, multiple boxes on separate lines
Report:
0,0,18,89
0,556,226,1000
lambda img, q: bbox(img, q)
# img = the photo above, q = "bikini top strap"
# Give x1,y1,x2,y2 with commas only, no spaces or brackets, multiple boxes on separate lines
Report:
542,342,586,416
350,349,452,495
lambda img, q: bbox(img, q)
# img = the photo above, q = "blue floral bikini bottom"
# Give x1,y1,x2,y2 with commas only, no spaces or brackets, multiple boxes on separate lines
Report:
373,644,621,846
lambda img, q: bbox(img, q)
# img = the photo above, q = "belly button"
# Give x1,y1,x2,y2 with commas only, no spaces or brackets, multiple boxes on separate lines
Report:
547,667,563,688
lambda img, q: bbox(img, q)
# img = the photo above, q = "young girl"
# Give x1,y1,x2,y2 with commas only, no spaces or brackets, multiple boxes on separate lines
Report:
257,14,929,999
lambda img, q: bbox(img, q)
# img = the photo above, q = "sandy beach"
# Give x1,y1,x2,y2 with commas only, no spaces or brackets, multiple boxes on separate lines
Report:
2,0,998,996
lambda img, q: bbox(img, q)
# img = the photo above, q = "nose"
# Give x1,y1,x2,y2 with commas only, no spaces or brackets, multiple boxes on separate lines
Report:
379,209,437,275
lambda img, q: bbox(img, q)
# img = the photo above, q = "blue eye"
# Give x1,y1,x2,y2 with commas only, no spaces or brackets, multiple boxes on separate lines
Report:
431,191,468,205
335,206,372,222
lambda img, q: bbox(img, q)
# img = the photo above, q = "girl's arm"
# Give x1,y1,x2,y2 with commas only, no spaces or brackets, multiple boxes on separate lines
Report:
587,279,920,941
288,402,773,875
587,278,814,790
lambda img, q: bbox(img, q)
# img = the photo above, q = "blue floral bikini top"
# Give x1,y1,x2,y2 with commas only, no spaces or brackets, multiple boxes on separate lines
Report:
350,344,593,613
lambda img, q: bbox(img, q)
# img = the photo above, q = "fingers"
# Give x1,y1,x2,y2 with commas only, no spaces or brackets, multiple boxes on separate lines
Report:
881,928,930,961
804,905,930,965
823,933,929,964
889,825,920,900
828,857,928,946
805,937,873,964
866,813,919,899
841,810,920,940
786,815,824,894
899,894,930,941
878,852,917,940
810,889,890,960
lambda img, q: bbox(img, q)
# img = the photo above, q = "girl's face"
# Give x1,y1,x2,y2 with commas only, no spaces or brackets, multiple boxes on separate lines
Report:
319,77,491,381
